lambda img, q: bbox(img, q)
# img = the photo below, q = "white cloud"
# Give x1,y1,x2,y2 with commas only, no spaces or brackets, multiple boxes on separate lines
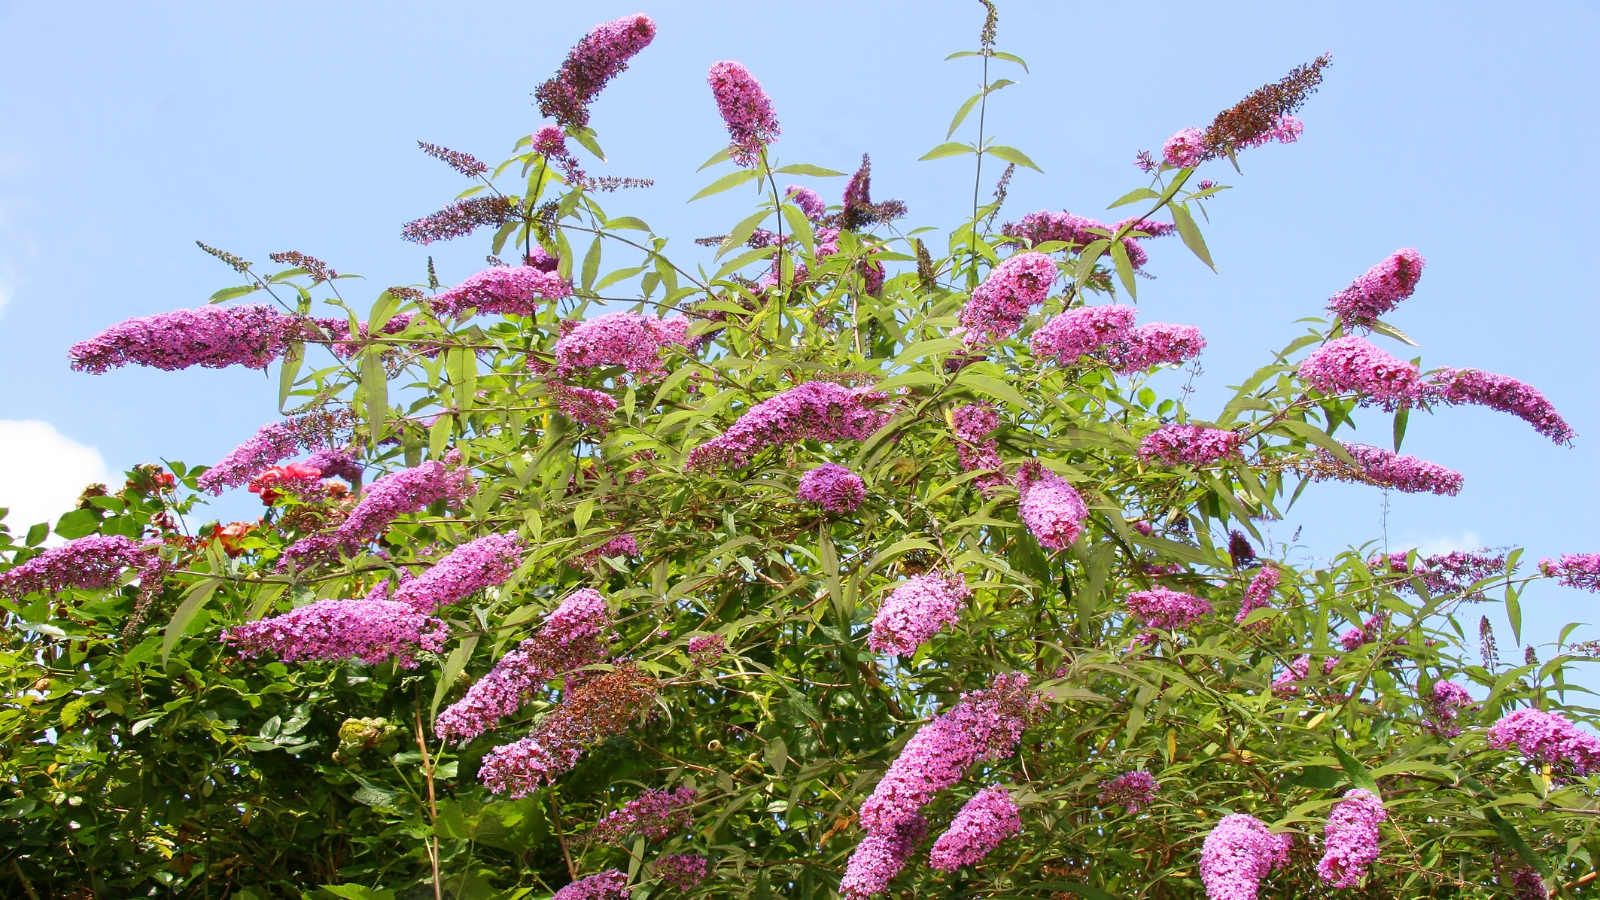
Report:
0,420,111,535
1399,531,1485,556
0,275,12,315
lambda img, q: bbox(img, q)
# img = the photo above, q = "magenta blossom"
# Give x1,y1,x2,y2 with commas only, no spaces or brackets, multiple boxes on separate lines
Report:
431,266,573,318
198,411,353,494
1125,587,1212,631
535,14,657,129
1015,460,1087,551
1541,554,1600,592
1431,368,1574,445
0,535,162,600
686,381,892,470
1140,424,1243,467
385,533,522,613
1236,565,1279,628
839,815,926,900
1487,708,1600,775
1424,681,1474,737
1163,128,1206,168
1200,814,1292,900
1031,305,1137,364
797,463,867,512
1317,788,1386,888
1322,442,1463,496
222,599,449,668
868,571,971,657
958,252,1057,344
652,853,708,890
1098,771,1159,813
69,305,307,374
928,786,1021,871
1326,249,1425,326
785,185,826,220
550,869,631,900
1098,322,1206,374
708,61,780,167
553,312,689,382
588,786,698,845
546,381,619,431
1298,337,1421,406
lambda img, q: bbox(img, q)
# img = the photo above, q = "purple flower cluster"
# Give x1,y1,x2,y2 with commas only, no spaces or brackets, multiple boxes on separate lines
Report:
1161,114,1303,170
434,589,613,743
1030,305,1137,364
1432,368,1575,445
856,673,1041,835
785,185,826,220
1380,549,1507,597
386,533,522,613
570,533,639,568
653,854,708,889
401,196,516,245
1272,654,1338,694
589,786,698,845
839,815,926,900
951,404,1000,444
1015,461,1087,551
797,463,867,512
687,633,725,666
1339,614,1386,652
958,252,1057,344
1298,337,1421,406
1512,868,1549,900
685,381,891,470
868,572,971,656
431,266,573,318
1125,588,1212,631
546,381,619,431
535,14,657,129
1322,442,1463,496
1139,424,1243,467
1316,788,1385,889
1326,249,1425,327
928,786,1020,871
534,125,587,186
1541,554,1600,592
553,312,689,382
1098,323,1207,374
551,869,631,900
1423,681,1474,737
1236,565,1279,628
302,446,363,484
280,455,473,569
222,599,449,668
198,411,353,494
1487,708,1600,775
70,305,307,374
707,61,780,167
1001,211,1174,270
951,404,1004,492
1098,771,1159,813
1199,814,1292,900
1163,128,1207,168
0,535,162,599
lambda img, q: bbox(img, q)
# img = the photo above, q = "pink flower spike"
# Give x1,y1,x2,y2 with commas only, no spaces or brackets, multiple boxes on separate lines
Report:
1030,305,1137,364
1125,587,1212,631
1326,249,1425,327
958,252,1057,344
69,305,308,374
928,786,1021,871
1139,424,1242,467
1431,368,1575,445
1316,788,1386,889
1200,814,1292,900
431,266,573,318
535,14,658,129
1015,461,1087,551
1298,336,1421,406
868,571,971,656
708,61,780,167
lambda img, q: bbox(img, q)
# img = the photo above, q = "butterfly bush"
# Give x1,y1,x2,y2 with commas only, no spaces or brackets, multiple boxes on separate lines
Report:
27,13,1600,899
928,786,1020,871
1317,789,1386,888
1200,814,1293,900
868,571,971,656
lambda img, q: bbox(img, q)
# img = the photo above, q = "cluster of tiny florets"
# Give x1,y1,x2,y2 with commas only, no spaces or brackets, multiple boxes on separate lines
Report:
1487,708,1600,775
1200,814,1293,900
927,786,1021,871
1316,788,1386,888
708,61,780,167
958,252,1057,344
1015,460,1087,550
1139,424,1243,467
431,266,573,318
1125,587,1212,631
686,381,891,470
69,305,311,374
797,463,867,512
1326,249,1425,326
868,572,971,656
222,599,449,668
1098,771,1159,813
535,14,657,129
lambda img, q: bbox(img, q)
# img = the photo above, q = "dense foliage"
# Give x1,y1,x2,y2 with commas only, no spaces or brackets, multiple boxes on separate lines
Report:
6,9,1600,900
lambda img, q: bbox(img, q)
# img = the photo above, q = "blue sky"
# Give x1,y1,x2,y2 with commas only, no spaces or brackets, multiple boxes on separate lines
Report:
1,1,1596,648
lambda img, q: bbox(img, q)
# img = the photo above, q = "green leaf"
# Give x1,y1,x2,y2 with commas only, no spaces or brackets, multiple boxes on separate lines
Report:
689,168,761,202
956,371,1031,411
53,508,100,540
246,582,287,620
946,93,983,139
318,885,396,900
1107,187,1162,209
1109,239,1137,300
208,285,258,304
581,236,602,292
574,499,595,533
1170,202,1215,271
163,579,221,666
595,265,647,291
697,146,732,171
1392,403,1409,452
358,348,387,441
919,142,976,161
718,209,770,259
278,342,304,410
366,291,397,334
432,634,479,716
991,51,1029,71
764,736,788,775
781,203,815,256
1370,319,1419,347
985,144,1043,172
1484,808,1548,876
945,50,981,60
1506,582,1523,645
1027,883,1118,900
773,163,846,177
604,216,651,232
1330,739,1380,796
714,247,775,282
566,125,605,161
